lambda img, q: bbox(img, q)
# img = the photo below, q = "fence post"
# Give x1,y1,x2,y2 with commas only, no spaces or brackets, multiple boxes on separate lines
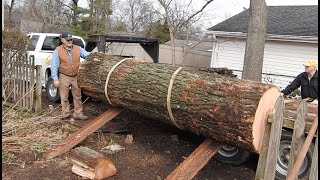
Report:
34,65,42,113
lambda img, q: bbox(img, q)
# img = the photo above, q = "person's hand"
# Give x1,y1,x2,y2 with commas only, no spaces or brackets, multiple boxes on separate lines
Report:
53,80,60,88
310,99,318,105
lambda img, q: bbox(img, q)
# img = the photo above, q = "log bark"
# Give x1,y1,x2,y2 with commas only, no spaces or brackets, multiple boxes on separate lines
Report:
78,52,281,153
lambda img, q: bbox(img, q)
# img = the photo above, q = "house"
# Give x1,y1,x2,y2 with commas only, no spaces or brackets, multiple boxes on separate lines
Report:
207,5,318,89
160,39,213,67
104,36,214,67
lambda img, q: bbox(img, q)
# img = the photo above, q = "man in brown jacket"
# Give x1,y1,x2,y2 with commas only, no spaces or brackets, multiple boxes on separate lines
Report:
51,32,91,120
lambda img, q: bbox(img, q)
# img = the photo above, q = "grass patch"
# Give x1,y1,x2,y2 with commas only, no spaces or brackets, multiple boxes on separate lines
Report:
2,106,71,154
2,151,16,161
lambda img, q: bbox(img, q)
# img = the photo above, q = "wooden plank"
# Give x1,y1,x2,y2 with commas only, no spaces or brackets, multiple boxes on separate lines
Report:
285,100,318,114
26,55,31,110
17,54,20,103
287,116,318,180
29,56,35,110
34,65,42,113
283,109,316,123
309,131,318,180
287,100,307,180
10,56,14,101
263,96,285,180
27,54,31,110
22,55,26,109
165,138,221,180
254,119,272,180
18,57,22,107
44,108,123,159
27,54,30,110
282,118,313,134
14,55,18,102
22,55,25,108
15,55,19,103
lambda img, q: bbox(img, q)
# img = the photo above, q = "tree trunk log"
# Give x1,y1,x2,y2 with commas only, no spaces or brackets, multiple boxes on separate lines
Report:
78,52,280,153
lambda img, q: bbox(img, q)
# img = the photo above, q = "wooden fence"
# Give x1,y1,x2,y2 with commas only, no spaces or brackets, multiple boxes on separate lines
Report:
255,97,318,180
2,52,42,112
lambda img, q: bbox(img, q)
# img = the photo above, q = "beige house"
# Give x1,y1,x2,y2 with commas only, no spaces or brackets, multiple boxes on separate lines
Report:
105,39,213,68
159,39,213,67
207,5,318,89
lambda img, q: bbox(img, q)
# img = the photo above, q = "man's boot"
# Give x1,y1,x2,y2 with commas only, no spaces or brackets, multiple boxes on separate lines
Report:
73,113,88,120
59,113,70,120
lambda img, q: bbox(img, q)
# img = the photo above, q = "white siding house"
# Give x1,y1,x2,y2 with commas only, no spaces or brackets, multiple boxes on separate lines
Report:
207,6,318,90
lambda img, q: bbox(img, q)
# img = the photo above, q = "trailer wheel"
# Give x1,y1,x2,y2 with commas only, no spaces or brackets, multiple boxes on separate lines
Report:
213,145,250,165
46,77,61,103
275,131,314,180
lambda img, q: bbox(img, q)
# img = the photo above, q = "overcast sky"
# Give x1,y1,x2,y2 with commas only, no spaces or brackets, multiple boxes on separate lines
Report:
77,0,318,30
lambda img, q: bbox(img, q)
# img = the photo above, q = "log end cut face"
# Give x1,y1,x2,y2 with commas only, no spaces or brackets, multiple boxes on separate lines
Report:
252,86,280,153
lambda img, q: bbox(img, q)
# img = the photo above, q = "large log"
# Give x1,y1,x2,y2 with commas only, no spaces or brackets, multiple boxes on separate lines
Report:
78,52,280,153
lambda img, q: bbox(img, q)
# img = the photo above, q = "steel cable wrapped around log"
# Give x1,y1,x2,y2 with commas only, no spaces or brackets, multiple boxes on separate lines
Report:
78,52,280,153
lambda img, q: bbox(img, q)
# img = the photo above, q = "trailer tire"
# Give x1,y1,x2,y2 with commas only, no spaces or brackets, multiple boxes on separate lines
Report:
213,145,250,166
275,131,314,180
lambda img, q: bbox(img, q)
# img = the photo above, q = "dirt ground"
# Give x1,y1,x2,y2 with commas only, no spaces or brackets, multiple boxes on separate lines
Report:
2,93,258,180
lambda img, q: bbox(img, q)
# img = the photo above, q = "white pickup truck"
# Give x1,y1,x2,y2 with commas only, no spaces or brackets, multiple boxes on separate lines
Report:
26,33,86,102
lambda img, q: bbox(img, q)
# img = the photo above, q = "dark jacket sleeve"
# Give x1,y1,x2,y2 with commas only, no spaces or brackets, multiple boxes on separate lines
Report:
281,73,302,95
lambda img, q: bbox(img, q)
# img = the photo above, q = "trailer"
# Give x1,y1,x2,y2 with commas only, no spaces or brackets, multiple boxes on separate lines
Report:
214,98,317,179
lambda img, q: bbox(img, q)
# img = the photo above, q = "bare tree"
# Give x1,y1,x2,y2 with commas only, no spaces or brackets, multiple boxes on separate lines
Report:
157,0,214,65
112,0,155,33
8,0,16,24
87,0,112,33
157,0,176,65
242,0,267,81
20,0,72,32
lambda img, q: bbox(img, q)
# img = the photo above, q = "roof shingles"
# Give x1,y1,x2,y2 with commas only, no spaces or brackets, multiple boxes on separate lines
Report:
207,6,318,37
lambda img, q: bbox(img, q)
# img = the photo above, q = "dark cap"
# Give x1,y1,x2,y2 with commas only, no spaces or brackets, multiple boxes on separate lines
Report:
61,32,73,40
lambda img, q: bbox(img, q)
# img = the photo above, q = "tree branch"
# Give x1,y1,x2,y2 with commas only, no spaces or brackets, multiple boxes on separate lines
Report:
178,0,214,28
54,0,74,10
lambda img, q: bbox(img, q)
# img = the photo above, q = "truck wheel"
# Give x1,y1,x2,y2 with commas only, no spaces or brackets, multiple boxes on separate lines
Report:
45,77,60,103
275,131,314,180
213,145,250,165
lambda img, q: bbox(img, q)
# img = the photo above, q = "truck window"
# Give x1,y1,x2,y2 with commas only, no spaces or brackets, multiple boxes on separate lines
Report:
42,36,59,51
27,35,40,51
73,38,85,48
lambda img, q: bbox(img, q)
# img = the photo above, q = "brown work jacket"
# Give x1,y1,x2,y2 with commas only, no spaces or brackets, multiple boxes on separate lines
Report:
57,45,81,77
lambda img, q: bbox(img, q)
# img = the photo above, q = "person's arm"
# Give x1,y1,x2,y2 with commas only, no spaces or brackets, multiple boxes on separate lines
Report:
50,49,60,81
79,47,91,59
281,74,302,95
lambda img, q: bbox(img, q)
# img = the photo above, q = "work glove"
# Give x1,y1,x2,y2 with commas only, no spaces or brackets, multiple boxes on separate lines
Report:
53,80,60,88
310,99,318,105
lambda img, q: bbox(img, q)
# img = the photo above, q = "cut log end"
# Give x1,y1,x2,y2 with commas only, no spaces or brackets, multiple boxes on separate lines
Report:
252,87,281,153
94,157,117,180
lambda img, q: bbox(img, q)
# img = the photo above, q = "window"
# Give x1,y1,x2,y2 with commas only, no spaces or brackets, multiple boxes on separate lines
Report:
73,38,85,48
27,35,40,51
42,36,60,51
